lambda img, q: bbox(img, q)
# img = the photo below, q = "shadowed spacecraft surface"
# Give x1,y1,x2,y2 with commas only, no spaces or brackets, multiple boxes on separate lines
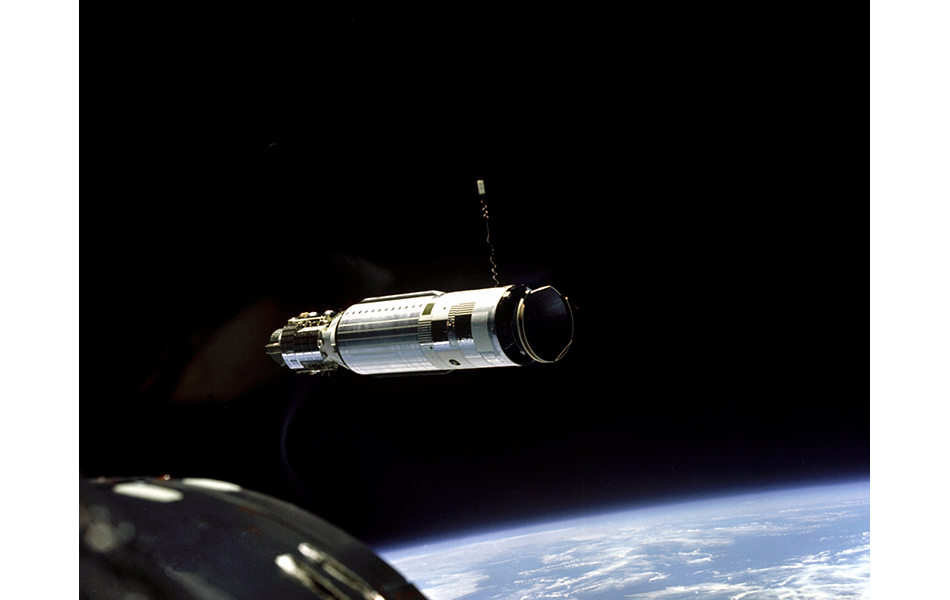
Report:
80,477,429,600
266,284,573,376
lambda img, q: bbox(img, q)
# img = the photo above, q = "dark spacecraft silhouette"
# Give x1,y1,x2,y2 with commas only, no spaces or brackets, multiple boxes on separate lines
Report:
80,477,428,600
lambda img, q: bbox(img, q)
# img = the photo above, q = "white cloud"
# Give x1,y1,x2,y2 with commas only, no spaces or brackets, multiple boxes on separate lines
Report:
412,571,489,600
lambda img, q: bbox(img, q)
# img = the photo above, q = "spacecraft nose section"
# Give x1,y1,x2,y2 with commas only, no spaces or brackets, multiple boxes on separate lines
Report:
517,285,574,363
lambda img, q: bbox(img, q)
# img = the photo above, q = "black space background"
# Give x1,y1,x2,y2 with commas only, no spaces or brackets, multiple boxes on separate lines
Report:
84,12,865,550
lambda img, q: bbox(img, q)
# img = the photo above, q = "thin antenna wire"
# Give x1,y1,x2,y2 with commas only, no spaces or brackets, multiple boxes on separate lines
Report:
477,180,500,286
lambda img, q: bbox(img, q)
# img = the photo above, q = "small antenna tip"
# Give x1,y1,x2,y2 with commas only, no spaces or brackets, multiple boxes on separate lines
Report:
476,180,486,195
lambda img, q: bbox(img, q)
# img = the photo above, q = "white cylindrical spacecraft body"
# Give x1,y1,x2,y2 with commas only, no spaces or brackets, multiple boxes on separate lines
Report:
267,284,573,376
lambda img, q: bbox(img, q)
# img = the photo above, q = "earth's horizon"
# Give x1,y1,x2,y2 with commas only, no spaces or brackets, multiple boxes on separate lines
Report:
380,480,870,599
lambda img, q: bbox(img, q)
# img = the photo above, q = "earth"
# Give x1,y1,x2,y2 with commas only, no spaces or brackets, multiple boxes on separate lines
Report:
379,481,870,600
